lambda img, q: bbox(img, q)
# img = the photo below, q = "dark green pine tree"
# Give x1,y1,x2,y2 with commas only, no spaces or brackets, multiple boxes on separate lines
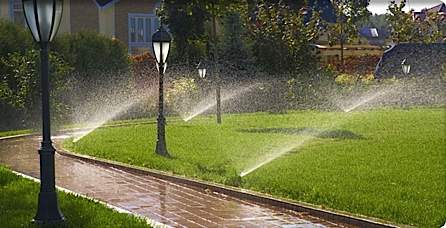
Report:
220,12,251,70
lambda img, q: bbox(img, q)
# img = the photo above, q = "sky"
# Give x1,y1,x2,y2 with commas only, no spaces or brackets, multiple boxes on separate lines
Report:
367,0,445,15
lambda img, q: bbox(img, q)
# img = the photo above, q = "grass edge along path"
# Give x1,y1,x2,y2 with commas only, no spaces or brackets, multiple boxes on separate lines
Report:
0,165,153,227
0,129,33,138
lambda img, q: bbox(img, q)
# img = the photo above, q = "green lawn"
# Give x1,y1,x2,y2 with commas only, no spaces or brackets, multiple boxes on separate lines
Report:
0,166,150,227
64,108,446,227
0,129,32,138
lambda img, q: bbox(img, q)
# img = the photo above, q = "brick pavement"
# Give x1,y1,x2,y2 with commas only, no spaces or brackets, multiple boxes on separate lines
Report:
0,135,349,227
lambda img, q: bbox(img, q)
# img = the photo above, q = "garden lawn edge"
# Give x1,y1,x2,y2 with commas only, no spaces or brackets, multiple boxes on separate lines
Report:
8,168,168,228
58,148,402,228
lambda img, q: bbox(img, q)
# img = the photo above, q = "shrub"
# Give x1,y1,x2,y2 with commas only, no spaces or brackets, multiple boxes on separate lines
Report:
131,52,157,92
335,73,357,85
166,77,200,115
327,55,381,75
53,32,130,79
0,50,72,128
0,19,33,57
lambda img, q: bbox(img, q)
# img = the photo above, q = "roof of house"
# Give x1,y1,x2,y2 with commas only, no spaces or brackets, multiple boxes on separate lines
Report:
426,3,446,13
359,27,379,38
375,43,446,79
94,0,119,8
413,3,445,20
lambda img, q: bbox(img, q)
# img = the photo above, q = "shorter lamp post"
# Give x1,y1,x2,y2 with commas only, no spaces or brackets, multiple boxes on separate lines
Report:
22,0,64,224
400,58,411,109
197,60,222,124
152,26,171,157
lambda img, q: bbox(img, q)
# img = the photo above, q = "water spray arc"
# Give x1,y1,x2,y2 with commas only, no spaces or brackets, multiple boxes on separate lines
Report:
240,84,405,177
181,83,261,122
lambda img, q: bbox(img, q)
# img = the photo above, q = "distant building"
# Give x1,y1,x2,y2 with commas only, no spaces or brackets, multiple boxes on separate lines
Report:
375,43,446,79
304,1,384,65
412,3,446,21
0,0,161,54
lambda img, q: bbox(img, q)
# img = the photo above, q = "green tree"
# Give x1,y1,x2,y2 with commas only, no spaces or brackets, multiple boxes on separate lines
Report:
386,0,445,43
324,0,370,71
160,0,247,63
219,12,251,69
0,19,33,57
249,0,322,73
326,0,370,45
385,0,415,42
52,32,129,80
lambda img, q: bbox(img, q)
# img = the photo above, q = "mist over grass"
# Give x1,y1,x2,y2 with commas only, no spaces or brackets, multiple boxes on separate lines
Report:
64,108,446,227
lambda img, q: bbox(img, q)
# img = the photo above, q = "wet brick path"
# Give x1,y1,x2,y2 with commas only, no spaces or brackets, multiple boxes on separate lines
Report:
0,135,348,227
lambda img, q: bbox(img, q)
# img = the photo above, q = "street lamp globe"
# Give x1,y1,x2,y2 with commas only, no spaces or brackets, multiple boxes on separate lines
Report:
197,61,207,78
23,0,64,43
401,58,411,75
152,26,172,72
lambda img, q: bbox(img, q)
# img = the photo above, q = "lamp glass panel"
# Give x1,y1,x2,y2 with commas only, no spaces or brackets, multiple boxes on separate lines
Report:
50,0,63,41
36,0,54,42
153,41,161,63
155,63,167,73
161,42,170,64
23,0,40,41
199,68,206,78
402,64,410,74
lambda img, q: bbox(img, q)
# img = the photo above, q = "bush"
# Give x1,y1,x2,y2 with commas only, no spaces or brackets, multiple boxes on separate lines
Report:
0,19,33,57
0,50,72,128
166,77,200,115
335,73,357,85
53,32,130,79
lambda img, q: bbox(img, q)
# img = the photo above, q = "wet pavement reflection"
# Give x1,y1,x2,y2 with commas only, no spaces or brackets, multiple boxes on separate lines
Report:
0,135,348,227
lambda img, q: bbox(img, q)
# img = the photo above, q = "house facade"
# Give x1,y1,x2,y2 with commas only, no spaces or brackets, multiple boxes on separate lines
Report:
0,0,161,54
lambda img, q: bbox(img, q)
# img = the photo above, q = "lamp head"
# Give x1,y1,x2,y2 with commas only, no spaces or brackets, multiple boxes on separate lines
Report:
401,58,411,75
152,26,172,66
22,0,64,43
197,61,207,78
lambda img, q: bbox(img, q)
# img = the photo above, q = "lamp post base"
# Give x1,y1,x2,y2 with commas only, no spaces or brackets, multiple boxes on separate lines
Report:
155,141,170,157
155,116,170,157
33,192,65,225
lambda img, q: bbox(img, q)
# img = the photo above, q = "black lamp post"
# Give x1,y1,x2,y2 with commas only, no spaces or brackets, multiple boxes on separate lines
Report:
22,0,64,224
152,26,171,157
197,60,222,124
401,58,411,76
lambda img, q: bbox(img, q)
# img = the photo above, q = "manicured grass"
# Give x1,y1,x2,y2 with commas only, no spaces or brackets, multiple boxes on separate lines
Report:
64,108,446,227
0,166,150,227
0,129,32,138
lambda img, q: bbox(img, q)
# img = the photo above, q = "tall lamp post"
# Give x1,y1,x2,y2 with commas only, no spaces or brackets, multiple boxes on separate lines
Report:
197,60,222,124
152,26,172,157
22,0,64,224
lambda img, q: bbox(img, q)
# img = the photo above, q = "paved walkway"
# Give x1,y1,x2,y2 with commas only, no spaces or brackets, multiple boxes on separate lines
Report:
0,135,348,227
